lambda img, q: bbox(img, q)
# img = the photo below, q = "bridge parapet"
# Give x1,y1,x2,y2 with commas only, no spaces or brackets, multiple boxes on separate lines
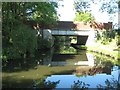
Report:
51,29,92,36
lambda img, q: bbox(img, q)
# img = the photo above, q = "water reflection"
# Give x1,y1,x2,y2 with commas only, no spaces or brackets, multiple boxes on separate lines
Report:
71,80,90,90
2,46,120,89
2,46,105,70
45,66,119,89
33,79,60,89
2,49,53,72
74,53,95,66
43,49,96,66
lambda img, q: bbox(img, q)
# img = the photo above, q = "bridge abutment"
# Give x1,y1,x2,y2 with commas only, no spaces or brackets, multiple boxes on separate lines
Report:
43,29,54,47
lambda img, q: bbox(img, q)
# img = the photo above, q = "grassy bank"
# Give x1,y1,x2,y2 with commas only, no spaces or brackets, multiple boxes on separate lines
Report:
87,41,120,60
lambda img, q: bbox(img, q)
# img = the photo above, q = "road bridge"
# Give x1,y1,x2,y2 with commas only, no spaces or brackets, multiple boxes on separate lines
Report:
43,29,96,46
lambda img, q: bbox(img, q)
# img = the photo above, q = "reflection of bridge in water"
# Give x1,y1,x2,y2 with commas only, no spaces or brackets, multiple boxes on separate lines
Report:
43,53,95,66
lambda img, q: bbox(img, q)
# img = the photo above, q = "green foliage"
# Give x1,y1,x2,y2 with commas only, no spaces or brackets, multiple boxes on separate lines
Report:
2,2,58,60
74,12,94,23
2,47,21,60
37,36,52,50
74,0,91,12
115,33,120,45
54,36,65,52
79,45,87,50
27,2,58,27
60,46,76,54
11,24,37,56
2,24,37,60
118,0,120,8
96,30,116,45
74,0,118,14
53,36,77,54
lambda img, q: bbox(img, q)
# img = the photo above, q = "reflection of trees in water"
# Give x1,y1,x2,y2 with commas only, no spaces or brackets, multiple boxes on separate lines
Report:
71,78,120,90
33,79,60,89
33,79,90,89
97,77,120,89
33,77,120,89
94,54,115,67
2,58,39,72
75,66,112,76
71,80,90,90
2,50,53,72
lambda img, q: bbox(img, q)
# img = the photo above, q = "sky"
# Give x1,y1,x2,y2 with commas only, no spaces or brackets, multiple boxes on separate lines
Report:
57,0,119,28
57,0,75,21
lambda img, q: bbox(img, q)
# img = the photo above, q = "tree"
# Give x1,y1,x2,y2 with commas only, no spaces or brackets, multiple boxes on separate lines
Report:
74,0,91,12
2,2,58,60
74,0,118,14
118,0,120,9
22,2,58,29
100,0,118,14
74,11,94,23
74,0,118,28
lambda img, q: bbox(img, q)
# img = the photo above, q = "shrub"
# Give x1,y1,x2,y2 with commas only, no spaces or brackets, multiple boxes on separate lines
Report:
2,24,37,60
96,29,116,45
37,36,52,50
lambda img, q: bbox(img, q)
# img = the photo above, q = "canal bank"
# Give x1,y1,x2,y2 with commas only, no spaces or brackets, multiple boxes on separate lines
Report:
86,41,120,60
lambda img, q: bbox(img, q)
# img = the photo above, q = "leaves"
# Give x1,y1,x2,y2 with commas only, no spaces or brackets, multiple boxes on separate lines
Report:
74,12,94,23
2,2,58,60
74,0,118,14
27,2,58,27
11,24,37,55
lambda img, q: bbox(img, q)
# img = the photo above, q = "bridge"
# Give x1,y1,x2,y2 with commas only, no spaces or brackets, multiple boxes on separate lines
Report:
51,29,91,36
43,29,96,46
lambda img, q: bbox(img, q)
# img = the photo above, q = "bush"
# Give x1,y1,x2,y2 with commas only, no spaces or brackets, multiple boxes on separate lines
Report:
96,29,116,45
2,47,21,60
2,24,38,60
37,36,52,50
53,36,66,53
115,34,120,46
11,24,37,57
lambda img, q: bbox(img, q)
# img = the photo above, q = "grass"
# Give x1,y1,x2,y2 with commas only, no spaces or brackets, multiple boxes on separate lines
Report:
87,40,120,60
59,46,77,54
79,45,87,50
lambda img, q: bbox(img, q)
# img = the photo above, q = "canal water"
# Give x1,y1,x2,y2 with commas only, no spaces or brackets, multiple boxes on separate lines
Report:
46,66,119,89
2,46,120,89
44,47,120,89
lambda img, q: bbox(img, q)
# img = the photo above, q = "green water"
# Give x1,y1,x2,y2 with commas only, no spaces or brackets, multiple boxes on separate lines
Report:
2,46,120,89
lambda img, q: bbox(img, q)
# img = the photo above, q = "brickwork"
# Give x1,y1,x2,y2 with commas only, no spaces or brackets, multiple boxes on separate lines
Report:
25,21,112,31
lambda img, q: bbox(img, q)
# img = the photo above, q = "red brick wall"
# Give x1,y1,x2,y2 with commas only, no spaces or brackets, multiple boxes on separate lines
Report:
74,21,112,30
24,20,112,30
103,22,112,31
74,22,93,30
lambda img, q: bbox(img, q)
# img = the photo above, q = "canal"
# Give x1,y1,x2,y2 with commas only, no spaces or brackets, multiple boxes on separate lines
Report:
2,44,120,89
